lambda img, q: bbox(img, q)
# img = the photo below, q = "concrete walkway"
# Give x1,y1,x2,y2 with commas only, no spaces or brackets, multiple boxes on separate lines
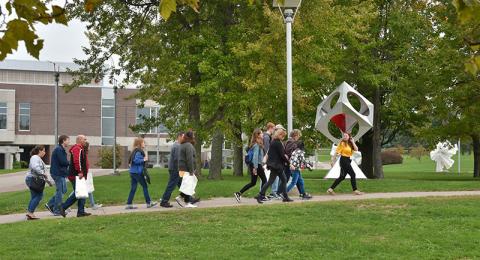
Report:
1,190,479,225
0,169,126,193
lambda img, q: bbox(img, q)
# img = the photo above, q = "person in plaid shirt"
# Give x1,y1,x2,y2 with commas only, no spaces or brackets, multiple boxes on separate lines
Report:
287,141,313,200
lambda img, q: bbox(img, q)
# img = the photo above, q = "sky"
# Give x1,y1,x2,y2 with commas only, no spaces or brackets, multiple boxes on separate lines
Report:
8,19,88,63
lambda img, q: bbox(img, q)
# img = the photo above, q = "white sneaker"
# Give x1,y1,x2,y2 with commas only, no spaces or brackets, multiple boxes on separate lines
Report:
92,204,103,210
175,196,185,208
185,203,197,208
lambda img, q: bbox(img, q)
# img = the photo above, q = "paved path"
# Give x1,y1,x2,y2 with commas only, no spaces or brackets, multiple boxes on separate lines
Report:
1,190,479,225
0,169,126,193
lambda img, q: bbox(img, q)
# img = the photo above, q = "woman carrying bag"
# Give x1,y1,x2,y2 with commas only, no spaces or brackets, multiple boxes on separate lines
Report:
176,131,200,208
25,146,52,220
126,138,157,209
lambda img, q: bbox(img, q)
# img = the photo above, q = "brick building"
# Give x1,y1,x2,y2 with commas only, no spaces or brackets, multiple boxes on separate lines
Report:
0,60,173,169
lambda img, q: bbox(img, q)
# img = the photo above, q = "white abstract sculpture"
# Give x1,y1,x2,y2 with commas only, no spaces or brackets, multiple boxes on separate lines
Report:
430,141,458,172
315,82,374,143
315,82,374,179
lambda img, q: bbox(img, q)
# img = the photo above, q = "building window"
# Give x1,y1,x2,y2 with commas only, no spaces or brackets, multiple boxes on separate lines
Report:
101,99,115,145
0,102,6,130
18,103,30,131
136,106,168,134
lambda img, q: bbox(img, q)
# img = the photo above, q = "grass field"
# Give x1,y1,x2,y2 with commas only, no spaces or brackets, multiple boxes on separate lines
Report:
0,168,27,175
0,196,479,259
0,155,478,215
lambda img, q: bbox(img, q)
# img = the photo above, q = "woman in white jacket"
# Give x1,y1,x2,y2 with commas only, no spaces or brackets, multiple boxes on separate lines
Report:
25,146,51,220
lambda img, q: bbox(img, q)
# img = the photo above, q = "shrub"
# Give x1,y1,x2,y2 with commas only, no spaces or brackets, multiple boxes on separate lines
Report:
12,161,22,169
20,161,28,168
96,145,122,169
381,150,403,165
409,145,428,161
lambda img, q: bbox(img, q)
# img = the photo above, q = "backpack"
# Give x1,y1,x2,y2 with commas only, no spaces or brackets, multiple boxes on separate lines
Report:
244,146,255,165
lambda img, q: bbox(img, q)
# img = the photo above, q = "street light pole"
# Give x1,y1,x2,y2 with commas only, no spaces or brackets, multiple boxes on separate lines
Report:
154,108,161,168
285,9,294,135
49,61,60,146
113,84,119,175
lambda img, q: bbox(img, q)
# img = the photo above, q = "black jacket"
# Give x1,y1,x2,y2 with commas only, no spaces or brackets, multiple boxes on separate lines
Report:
266,139,289,171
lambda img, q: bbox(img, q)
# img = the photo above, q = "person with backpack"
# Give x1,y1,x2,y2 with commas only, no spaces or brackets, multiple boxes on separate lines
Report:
62,135,91,218
257,125,293,203
234,129,267,203
126,137,157,209
287,141,313,200
25,146,52,220
45,135,70,216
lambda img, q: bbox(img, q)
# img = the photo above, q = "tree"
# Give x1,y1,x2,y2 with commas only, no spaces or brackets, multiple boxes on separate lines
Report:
0,0,67,60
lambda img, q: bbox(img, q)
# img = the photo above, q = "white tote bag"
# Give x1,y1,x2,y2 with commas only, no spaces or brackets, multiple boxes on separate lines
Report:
75,176,89,199
179,173,198,196
86,171,95,193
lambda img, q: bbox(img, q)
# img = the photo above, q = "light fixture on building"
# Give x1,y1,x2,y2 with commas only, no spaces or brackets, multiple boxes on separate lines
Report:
81,107,86,112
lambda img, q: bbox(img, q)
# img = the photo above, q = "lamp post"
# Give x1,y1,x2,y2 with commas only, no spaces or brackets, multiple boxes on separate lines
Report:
154,108,161,168
273,0,302,135
113,84,119,175
49,61,60,146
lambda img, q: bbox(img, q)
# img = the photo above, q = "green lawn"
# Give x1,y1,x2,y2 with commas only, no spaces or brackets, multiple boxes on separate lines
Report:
0,196,479,259
0,168,27,175
0,155,478,215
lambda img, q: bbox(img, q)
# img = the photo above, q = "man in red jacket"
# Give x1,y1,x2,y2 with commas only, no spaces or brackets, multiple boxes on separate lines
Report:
61,135,91,217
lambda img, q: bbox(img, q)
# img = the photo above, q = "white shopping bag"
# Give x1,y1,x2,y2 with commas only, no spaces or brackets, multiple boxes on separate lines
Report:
179,173,198,196
86,171,94,193
75,176,89,199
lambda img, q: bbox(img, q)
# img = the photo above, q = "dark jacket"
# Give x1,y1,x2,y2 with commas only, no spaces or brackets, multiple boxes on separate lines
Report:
50,145,69,177
168,142,180,172
179,142,196,173
266,139,289,171
284,138,298,159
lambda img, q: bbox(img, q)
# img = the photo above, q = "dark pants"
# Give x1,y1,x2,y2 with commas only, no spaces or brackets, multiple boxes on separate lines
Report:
161,170,181,203
260,167,288,199
330,156,358,191
25,176,43,213
239,164,267,194
62,180,86,215
127,173,151,205
277,167,291,195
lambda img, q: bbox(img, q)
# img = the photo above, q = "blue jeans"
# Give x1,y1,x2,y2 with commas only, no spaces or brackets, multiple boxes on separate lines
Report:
271,177,279,194
88,193,96,206
287,170,305,194
47,175,67,213
26,176,44,213
62,180,86,215
127,173,151,205
161,170,181,203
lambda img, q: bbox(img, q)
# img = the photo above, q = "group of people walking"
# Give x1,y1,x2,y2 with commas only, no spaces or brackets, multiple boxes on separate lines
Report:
25,135,101,220
24,125,362,220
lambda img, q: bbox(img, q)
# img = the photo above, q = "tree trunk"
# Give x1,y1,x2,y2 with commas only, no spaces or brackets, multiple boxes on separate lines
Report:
208,129,224,180
372,86,384,179
232,120,244,176
359,130,375,179
189,94,203,176
472,134,480,178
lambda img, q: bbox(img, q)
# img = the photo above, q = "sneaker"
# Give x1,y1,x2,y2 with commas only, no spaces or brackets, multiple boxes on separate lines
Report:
125,204,138,210
256,195,264,204
160,201,173,208
92,204,103,210
185,203,198,208
190,197,201,204
353,190,364,195
77,212,92,218
261,196,270,202
300,193,312,200
282,197,294,202
234,192,241,203
175,196,185,208
327,188,336,195
59,207,67,218
26,213,39,220
147,202,158,208
45,204,54,215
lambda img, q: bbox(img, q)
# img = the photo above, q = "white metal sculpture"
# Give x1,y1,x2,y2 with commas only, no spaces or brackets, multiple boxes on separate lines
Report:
315,81,374,144
315,82,374,179
430,141,458,172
